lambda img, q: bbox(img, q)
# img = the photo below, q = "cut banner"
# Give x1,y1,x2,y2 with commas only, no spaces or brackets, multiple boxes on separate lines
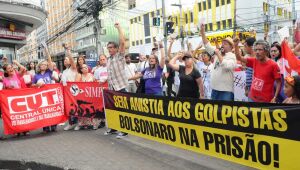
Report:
63,82,108,119
103,90,300,170
0,84,67,135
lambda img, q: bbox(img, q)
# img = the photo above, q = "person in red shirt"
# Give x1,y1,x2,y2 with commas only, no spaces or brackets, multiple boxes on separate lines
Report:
234,39,282,103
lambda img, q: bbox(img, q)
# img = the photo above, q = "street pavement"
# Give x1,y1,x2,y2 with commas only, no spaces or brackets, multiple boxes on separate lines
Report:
0,121,254,170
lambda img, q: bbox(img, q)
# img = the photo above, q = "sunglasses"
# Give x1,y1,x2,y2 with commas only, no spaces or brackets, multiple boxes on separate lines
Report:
285,76,295,86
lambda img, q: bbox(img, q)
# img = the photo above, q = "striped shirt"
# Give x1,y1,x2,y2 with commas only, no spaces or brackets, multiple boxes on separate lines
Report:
107,52,128,91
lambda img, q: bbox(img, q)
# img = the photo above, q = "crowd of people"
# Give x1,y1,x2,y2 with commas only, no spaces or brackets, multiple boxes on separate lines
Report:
0,22,300,139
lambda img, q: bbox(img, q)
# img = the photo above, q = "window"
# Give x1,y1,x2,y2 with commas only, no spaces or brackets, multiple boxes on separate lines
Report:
208,0,211,9
228,19,232,28
277,8,282,16
216,0,219,7
227,0,230,4
217,21,221,30
136,40,139,45
140,40,143,44
209,23,213,31
134,18,137,23
130,19,133,24
190,12,194,22
221,0,225,5
138,16,141,21
205,24,208,31
198,2,202,11
185,13,188,23
145,38,151,44
151,11,155,17
144,14,150,37
132,41,135,46
203,1,207,10
157,10,160,16
222,20,226,29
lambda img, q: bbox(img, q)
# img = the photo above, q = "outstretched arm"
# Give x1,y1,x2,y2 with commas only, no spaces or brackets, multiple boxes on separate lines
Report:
115,22,125,54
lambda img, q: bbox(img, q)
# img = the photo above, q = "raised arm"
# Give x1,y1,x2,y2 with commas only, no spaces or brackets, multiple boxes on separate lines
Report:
13,60,26,76
158,42,165,69
115,23,125,54
44,47,53,70
63,43,76,70
200,24,209,45
233,38,247,63
169,54,180,71
168,39,174,60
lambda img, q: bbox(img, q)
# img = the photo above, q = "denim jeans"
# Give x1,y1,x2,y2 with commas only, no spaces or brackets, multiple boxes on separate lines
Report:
211,89,234,101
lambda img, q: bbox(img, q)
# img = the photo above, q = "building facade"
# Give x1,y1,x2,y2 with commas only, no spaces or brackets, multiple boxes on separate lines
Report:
45,0,75,71
73,0,130,67
0,0,46,64
128,0,294,54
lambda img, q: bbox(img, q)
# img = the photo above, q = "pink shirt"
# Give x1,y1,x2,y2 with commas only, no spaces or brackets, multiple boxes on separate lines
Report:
3,72,22,89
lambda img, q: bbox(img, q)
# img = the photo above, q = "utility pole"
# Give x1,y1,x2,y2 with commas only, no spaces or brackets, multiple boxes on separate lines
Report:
292,0,296,24
233,0,237,37
162,0,168,54
92,0,103,57
267,0,271,43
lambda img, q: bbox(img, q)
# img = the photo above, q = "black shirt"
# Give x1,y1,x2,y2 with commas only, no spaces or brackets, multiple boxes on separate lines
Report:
177,65,201,98
166,66,175,84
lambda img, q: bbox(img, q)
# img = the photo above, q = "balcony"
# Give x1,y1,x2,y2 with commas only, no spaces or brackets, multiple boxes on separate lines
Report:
0,0,47,35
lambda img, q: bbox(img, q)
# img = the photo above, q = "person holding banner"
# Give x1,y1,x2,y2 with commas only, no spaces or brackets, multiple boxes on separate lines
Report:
74,64,100,130
104,22,129,138
2,60,26,90
32,47,57,133
234,38,282,103
62,44,79,131
169,52,204,99
2,60,28,137
93,54,107,129
128,41,165,96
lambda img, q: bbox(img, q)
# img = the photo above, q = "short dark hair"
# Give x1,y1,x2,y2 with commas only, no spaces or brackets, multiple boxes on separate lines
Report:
107,42,119,48
2,64,10,77
125,54,131,58
245,37,256,47
254,40,270,52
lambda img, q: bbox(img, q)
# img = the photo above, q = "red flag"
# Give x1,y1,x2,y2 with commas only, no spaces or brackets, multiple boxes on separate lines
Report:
63,82,108,119
281,40,300,74
0,84,67,135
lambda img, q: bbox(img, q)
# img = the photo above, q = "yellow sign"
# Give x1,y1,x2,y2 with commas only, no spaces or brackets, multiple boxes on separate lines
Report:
207,31,255,46
104,90,300,170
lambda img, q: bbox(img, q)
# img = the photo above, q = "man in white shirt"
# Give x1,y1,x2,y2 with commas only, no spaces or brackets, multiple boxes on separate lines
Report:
125,54,137,93
200,24,236,101
94,54,108,84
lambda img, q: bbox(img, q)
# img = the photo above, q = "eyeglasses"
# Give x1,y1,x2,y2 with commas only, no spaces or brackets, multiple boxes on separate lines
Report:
285,76,295,86
270,50,279,53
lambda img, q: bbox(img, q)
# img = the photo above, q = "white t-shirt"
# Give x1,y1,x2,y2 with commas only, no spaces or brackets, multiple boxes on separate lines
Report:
174,60,185,86
125,63,137,84
204,42,236,92
61,67,77,83
94,66,108,83
197,61,213,99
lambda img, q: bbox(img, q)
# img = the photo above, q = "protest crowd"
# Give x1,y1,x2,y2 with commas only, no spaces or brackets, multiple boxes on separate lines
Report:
0,22,300,139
